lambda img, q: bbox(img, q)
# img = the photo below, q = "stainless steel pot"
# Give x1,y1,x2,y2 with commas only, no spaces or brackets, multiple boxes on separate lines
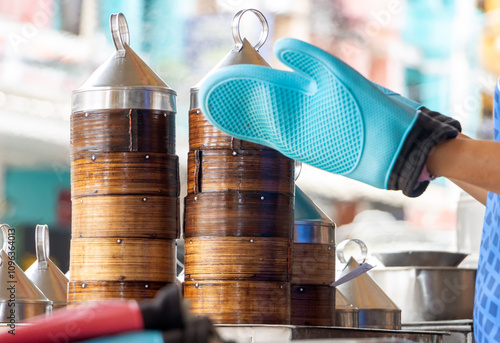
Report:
369,267,476,322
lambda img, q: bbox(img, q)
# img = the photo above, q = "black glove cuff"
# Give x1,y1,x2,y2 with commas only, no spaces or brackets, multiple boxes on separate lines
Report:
419,107,462,132
388,110,459,197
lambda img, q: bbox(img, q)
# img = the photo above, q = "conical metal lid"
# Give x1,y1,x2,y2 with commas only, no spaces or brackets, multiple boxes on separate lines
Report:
190,9,270,109
72,13,176,112
294,186,336,244
335,288,358,311
336,257,399,310
25,225,68,307
0,225,50,304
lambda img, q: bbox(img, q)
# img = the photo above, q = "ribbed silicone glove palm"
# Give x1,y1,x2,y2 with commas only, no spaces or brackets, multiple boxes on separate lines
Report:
199,38,459,197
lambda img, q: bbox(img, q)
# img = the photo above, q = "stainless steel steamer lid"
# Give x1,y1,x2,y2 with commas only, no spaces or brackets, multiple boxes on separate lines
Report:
25,225,68,306
0,225,51,304
294,186,336,244
72,13,176,112
190,9,271,110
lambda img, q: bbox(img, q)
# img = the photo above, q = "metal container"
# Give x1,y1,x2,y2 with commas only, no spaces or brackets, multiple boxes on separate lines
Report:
25,225,68,309
293,186,336,285
336,240,401,330
335,288,359,328
369,267,476,323
72,14,176,113
291,186,336,326
374,251,467,268
0,225,52,322
70,13,178,303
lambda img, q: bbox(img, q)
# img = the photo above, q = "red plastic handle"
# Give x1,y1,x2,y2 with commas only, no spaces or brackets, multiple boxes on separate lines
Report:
0,300,144,343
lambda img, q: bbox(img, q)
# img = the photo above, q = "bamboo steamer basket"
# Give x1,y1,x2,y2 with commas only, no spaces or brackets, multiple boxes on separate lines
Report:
71,109,175,154
72,195,179,239
70,13,178,303
184,191,293,238
71,152,179,198
68,281,167,303
184,236,290,281
70,238,176,282
184,280,290,324
187,150,293,194
188,108,270,151
291,285,335,326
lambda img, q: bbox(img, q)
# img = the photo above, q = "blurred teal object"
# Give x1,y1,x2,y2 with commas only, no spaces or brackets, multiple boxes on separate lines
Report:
403,0,455,59
80,331,164,343
3,168,70,226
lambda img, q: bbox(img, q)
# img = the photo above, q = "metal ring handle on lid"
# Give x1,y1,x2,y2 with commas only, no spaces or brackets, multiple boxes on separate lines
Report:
36,224,49,270
336,239,368,264
110,13,130,58
1,224,12,253
232,9,269,52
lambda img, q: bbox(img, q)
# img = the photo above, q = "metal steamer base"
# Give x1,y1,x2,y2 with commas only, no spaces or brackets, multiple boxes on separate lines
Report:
215,324,450,343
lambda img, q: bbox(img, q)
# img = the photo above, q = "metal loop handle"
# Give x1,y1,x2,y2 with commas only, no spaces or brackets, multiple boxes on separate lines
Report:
232,9,269,52
0,224,12,266
36,224,50,270
110,13,130,58
336,239,368,264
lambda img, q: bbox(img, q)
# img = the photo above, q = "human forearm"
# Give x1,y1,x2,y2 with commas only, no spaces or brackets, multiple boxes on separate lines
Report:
426,135,500,196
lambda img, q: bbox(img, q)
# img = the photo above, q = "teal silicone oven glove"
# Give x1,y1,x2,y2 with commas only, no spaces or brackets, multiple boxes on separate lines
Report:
199,38,459,196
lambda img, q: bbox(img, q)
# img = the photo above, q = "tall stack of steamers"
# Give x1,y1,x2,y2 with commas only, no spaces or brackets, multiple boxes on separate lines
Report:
183,10,295,324
69,13,179,304
67,10,336,326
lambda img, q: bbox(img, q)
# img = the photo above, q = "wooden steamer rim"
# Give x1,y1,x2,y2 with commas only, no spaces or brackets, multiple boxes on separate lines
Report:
184,191,293,238
71,109,176,154
70,238,176,282
187,149,294,194
184,236,290,282
71,152,179,199
184,280,290,325
68,281,169,303
72,195,179,239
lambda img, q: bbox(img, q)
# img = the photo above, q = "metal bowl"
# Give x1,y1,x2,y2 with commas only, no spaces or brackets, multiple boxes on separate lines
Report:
374,251,468,267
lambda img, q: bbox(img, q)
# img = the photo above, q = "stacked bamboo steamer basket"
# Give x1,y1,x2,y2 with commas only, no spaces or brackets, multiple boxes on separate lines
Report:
291,186,336,326
69,13,179,303
184,9,295,324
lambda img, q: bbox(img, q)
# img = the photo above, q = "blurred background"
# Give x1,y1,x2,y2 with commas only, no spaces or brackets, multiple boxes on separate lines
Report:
0,0,494,271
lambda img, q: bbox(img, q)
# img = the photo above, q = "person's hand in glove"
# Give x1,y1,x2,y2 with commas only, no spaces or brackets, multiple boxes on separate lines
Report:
199,38,460,197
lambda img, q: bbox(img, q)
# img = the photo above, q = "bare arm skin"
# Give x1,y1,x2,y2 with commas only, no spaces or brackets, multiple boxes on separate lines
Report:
426,133,498,205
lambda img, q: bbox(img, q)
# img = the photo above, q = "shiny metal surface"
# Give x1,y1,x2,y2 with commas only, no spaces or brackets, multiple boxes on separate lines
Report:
216,324,445,343
369,267,476,322
294,186,335,224
231,9,269,52
25,225,69,309
335,288,359,328
0,225,52,322
374,251,468,267
294,224,334,244
337,258,401,330
337,239,368,264
72,13,176,112
190,10,271,109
